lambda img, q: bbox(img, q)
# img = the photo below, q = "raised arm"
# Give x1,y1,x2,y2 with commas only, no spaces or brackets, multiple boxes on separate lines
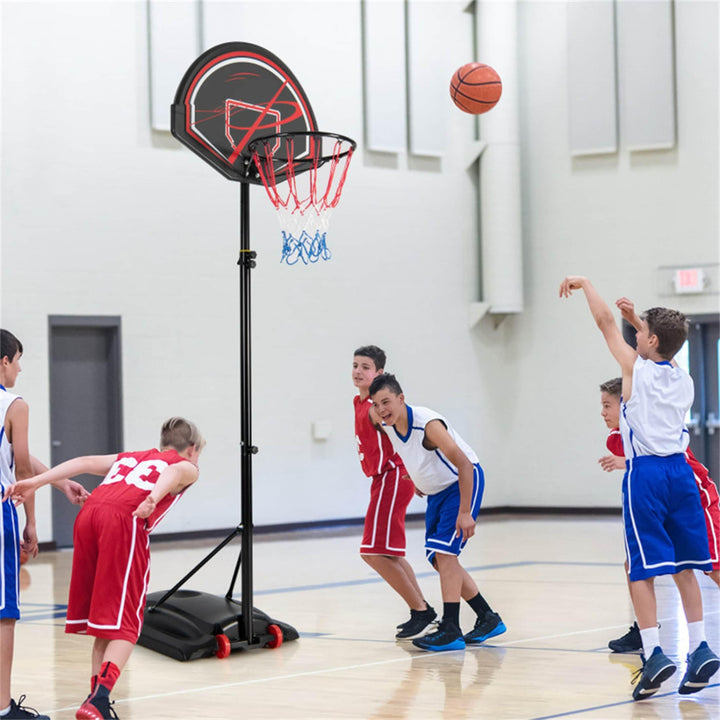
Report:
559,276,637,376
424,420,476,541
132,460,199,519
616,297,642,332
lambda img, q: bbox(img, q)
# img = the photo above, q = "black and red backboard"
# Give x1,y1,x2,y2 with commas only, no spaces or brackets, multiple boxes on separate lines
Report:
171,42,317,183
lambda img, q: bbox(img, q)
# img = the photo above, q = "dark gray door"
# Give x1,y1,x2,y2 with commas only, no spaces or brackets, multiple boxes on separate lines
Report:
687,315,719,486
49,317,123,548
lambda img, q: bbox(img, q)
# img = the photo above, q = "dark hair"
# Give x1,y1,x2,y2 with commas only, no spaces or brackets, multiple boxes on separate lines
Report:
599,377,622,398
354,345,387,371
642,307,688,359
369,373,403,397
0,329,23,362
160,417,205,453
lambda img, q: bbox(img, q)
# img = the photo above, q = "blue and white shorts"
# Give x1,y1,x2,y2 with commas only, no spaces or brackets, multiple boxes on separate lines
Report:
425,464,484,565
623,454,712,581
1,496,21,619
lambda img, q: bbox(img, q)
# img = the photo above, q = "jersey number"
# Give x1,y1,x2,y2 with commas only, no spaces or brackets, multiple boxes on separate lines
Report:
102,457,168,491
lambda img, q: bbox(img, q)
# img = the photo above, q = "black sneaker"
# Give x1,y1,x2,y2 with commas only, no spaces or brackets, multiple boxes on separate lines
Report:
678,641,720,694
631,646,676,701
76,695,120,720
463,611,507,644
412,619,465,652
3,696,50,719
396,606,438,639
608,622,642,653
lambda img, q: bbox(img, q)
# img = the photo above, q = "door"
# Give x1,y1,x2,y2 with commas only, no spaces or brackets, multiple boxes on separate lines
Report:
686,315,719,485
48,317,123,548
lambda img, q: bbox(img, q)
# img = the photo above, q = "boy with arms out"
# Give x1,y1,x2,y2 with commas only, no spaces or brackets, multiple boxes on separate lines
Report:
560,276,719,700
1,329,88,720
368,373,505,652
352,346,436,639
6,417,204,720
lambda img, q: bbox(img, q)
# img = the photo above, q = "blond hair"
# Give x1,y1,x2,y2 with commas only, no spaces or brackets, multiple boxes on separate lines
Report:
160,417,205,453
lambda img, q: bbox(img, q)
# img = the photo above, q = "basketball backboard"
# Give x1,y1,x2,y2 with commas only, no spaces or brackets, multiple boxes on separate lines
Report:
171,42,317,183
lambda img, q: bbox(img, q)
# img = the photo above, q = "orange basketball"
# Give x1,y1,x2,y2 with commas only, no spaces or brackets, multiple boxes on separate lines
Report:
20,549,29,565
450,63,502,115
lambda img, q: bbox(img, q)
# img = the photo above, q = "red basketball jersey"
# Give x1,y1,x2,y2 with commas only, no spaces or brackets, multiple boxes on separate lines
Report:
354,395,402,478
606,429,624,457
87,448,189,531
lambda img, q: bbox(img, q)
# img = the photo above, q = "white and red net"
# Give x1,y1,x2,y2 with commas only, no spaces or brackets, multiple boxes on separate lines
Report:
249,132,355,265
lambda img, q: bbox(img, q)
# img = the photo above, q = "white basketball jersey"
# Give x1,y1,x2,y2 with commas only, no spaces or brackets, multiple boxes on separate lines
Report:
0,387,21,492
381,405,479,495
620,357,693,458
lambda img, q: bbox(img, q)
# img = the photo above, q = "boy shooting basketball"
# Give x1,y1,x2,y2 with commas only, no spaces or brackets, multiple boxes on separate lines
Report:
352,346,435,639
1,329,88,720
5,417,204,720
368,373,505,652
560,275,719,700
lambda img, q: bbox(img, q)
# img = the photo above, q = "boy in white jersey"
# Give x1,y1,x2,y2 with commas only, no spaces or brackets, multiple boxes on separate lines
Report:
1,329,88,720
369,373,505,652
560,276,718,701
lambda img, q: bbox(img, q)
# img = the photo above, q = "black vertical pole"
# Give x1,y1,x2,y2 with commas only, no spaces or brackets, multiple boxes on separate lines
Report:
239,180,256,644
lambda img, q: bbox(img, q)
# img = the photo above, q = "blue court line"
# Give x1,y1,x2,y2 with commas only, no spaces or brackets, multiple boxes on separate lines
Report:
528,684,719,719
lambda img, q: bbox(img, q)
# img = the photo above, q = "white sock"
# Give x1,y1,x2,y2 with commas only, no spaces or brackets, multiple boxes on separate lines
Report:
0,704,11,717
640,626,660,656
687,621,706,653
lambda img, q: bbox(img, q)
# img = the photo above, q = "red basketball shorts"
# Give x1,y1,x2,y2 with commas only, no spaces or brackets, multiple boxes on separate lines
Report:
360,466,415,557
65,502,151,642
694,470,720,570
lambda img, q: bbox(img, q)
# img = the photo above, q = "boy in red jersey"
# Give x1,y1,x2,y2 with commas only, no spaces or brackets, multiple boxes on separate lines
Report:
5,417,204,720
352,346,436,639
599,375,720,654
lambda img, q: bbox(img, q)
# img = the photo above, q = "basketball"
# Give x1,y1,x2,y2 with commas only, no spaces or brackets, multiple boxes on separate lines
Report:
450,63,502,115
20,549,29,565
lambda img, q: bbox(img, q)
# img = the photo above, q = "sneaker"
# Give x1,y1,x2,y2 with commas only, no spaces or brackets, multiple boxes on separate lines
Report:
678,641,720,695
397,603,435,630
76,696,120,720
631,646,676,701
412,619,465,652
608,622,642,653
396,606,438,639
3,696,50,719
463,611,507,644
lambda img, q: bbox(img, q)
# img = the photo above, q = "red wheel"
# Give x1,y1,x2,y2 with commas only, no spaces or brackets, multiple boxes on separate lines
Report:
266,624,283,649
215,633,231,659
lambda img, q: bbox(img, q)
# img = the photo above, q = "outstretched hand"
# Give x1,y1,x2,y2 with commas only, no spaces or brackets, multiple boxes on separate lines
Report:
3,479,38,506
598,455,625,472
559,276,587,298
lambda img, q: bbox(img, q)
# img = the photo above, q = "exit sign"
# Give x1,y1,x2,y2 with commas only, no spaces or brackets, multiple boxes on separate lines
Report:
673,268,705,294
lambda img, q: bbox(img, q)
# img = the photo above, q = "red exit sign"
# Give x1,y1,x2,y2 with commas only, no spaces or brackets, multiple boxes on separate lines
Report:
673,268,705,294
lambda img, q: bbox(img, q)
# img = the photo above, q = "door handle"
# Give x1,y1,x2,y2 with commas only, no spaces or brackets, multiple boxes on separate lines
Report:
706,413,720,436
51,440,62,447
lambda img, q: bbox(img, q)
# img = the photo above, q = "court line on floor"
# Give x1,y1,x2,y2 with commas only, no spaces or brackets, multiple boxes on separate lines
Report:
528,684,719,719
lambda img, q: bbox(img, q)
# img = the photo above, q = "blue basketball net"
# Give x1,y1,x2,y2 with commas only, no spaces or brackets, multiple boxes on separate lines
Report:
281,229,332,265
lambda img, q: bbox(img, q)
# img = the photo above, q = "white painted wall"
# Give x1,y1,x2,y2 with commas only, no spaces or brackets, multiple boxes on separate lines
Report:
0,0,717,543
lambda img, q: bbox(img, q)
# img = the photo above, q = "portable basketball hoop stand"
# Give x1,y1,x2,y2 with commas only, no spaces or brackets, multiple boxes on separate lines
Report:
137,43,354,661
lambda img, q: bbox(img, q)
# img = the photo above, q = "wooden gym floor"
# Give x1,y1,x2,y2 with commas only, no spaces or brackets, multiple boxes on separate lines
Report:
12,515,719,719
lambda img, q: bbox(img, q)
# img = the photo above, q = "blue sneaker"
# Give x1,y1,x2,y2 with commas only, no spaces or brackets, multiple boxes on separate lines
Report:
463,611,507,644
412,619,465,652
631,647,676,701
678,641,720,695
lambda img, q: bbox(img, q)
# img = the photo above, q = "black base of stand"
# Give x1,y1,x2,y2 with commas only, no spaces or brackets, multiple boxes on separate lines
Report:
138,589,299,662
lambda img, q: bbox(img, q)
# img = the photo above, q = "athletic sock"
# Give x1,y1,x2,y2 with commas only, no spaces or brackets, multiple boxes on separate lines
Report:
97,661,121,695
639,626,660,656
687,621,706,654
442,602,460,627
0,704,10,717
466,592,491,618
